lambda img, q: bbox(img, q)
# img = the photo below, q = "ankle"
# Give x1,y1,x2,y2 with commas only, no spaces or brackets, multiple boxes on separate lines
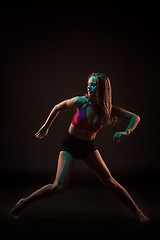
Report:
134,208,143,214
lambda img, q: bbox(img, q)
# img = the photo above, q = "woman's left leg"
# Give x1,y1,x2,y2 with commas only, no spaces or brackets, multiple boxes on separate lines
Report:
84,150,149,223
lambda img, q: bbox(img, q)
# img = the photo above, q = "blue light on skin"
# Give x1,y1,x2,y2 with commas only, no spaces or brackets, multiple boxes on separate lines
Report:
87,76,97,98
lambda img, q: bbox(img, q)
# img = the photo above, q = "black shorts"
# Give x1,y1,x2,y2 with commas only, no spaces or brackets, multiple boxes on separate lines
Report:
60,131,97,160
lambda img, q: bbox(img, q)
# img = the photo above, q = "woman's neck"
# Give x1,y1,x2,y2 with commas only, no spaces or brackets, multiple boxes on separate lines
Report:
89,97,103,114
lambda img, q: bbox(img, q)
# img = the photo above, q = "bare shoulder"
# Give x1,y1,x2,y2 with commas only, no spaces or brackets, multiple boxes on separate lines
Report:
55,95,88,111
112,104,140,119
74,95,88,109
112,105,123,113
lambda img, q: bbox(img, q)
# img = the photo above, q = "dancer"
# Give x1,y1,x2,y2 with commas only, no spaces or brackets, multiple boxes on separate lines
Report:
11,73,149,223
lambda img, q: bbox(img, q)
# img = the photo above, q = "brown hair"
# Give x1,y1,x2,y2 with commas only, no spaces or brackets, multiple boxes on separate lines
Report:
87,72,117,125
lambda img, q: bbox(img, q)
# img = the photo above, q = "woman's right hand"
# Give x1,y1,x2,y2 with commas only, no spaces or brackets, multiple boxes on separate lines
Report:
35,124,49,139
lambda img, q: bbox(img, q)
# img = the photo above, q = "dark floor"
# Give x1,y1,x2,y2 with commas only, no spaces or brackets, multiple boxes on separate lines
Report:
1,170,160,240
2,217,159,240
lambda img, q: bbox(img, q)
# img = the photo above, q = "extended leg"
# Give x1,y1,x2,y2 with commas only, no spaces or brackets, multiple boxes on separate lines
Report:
84,150,149,223
11,151,75,218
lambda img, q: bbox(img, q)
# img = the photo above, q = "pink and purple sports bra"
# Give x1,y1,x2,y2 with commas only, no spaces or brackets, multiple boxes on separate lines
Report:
71,100,103,133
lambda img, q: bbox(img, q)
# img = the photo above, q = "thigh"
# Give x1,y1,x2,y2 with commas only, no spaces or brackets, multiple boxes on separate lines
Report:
84,150,112,187
54,151,76,186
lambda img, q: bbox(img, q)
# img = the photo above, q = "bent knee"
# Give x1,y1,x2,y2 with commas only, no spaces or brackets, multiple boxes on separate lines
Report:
107,176,117,190
51,182,65,192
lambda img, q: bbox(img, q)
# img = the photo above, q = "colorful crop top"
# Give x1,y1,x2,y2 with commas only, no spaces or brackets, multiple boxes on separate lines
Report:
71,101,103,133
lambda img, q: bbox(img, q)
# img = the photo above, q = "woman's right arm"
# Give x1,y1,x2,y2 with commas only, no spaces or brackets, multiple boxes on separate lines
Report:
35,96,85,139
44,96,82,128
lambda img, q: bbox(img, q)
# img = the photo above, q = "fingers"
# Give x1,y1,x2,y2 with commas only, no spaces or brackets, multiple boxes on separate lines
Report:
114,139,121,143
114,132,122,138
35,127,45,139
35,125,48,140
113,132,123,143
35,132,44,139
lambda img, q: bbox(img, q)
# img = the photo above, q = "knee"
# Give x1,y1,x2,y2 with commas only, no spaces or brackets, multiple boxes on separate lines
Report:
51,182,65,192
107,176,117,190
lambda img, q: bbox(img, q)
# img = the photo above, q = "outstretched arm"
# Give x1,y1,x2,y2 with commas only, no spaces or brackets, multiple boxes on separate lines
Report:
112,105,141,143
35,96,85,139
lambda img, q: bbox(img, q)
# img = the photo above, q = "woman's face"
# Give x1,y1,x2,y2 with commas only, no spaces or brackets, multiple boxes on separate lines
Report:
87,76,97,98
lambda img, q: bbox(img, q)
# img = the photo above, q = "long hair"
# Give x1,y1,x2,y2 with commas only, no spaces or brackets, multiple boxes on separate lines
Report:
87,72,116,125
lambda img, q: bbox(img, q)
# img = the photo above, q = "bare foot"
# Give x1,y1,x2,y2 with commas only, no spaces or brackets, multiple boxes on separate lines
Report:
10,198,26,219
136,210,150,224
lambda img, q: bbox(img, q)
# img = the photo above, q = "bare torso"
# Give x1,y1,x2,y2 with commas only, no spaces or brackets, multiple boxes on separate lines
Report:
68,123,97,141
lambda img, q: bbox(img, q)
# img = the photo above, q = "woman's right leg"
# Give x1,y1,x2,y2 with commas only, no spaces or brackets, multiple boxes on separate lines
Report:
11,151,75,217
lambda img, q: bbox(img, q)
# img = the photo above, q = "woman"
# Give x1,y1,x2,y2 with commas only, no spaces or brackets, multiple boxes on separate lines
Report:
11,73,149,223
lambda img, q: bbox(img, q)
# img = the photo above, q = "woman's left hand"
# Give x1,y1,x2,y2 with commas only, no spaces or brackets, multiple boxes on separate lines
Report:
113,131,128,143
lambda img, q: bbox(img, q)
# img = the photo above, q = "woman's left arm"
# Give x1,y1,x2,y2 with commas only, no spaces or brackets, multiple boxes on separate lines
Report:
112,105,141,143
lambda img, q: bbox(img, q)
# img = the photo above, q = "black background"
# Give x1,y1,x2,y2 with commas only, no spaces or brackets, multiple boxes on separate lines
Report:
1,3,160,239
